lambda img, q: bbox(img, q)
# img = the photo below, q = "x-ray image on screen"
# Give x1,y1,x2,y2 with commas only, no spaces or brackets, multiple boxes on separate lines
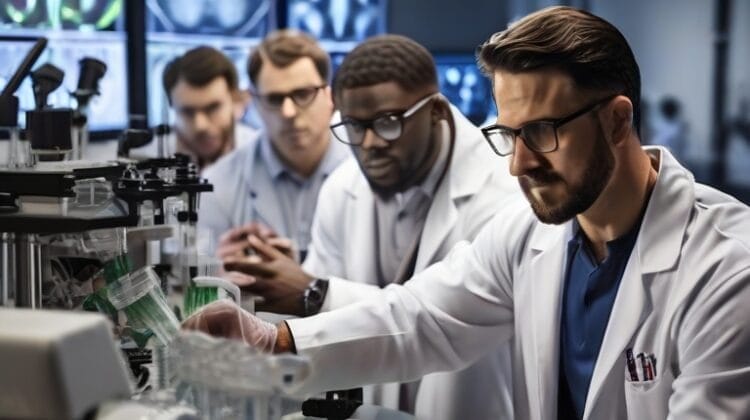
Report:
0,36,129,130
436,55,496,127
0,0,123,31
288,0,386,44
146,0,275,37
329,51,347,79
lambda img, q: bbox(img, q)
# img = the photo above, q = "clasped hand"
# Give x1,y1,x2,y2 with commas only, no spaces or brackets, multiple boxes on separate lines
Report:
216,223,314,316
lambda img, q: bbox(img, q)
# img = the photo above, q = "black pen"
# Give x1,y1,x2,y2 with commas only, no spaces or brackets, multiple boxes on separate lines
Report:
626,348,639,381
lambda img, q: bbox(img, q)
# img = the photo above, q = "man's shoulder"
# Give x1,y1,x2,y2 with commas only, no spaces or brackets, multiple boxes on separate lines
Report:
320,157,363,194
203,132,263,181
234,124,259,148
689,183,750,256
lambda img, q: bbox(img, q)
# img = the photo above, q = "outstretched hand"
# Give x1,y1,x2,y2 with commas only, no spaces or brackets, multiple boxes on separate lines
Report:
181,299,278,352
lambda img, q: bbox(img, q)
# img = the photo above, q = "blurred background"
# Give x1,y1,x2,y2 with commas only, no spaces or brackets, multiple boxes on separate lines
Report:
1,0,748,201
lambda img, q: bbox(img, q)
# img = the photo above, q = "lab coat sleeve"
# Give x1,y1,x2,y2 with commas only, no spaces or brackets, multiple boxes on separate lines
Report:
302,169,383,311
668,266,750,418
287,206,525,396
301,173,347,278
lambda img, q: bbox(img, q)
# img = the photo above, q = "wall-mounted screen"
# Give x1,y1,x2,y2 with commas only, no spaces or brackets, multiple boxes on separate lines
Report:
287,0,387,51
145,0,276,126
435,54,496,127
0,0,128,132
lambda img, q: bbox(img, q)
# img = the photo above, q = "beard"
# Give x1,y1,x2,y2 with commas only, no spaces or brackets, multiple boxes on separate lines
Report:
359,135,442,200
520,125,614,225
177,123,235,167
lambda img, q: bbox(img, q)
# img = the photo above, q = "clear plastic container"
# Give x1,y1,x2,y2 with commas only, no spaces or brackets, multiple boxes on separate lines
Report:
171,332,311,420
107,266,180,347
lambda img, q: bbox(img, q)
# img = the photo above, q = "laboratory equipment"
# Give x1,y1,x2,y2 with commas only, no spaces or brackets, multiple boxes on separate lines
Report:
0,308,132,419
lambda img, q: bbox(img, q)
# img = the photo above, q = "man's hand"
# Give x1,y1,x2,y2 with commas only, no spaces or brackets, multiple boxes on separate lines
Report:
224,235,315,316
217,223,297,261
216,222,278,260
182,300,278,352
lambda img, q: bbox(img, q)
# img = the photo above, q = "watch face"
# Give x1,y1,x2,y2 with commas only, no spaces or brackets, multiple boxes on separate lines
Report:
304,278,328,316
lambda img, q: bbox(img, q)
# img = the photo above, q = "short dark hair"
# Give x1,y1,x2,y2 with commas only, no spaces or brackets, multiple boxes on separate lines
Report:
478,6,642,134
332,34,438,102
162,46,239,103
248,29,330,87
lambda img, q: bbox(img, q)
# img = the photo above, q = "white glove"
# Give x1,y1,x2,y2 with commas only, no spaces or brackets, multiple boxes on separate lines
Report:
182,300,278,352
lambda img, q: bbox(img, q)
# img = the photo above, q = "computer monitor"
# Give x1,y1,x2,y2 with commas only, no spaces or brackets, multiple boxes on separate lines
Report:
287,0,388,51
145,0,276,126
0,1,129,134
435,53,497,127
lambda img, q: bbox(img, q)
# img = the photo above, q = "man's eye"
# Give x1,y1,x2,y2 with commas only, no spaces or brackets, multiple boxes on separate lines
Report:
292,88,313,100
347,121,365,131
266,95,284,105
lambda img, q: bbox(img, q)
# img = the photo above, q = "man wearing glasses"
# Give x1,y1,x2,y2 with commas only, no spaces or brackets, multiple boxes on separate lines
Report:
198,30,350,259
187,7,750,419
218,35,517,419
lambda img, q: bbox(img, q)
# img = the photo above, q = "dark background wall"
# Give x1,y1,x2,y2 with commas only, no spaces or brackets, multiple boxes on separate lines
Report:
388,0,508,52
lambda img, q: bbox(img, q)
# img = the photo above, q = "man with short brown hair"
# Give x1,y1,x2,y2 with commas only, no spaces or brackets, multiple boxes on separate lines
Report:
161,46,253,170
199,30,349,259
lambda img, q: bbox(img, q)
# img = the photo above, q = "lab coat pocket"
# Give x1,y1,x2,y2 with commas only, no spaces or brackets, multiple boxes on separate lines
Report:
624,369,673,419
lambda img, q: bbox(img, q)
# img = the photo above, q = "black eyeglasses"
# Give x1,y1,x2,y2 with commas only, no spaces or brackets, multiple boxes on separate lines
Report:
252,85,327,110
481,95,617,156
330,93,439,145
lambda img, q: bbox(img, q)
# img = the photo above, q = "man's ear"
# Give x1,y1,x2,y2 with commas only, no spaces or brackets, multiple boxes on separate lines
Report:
431,95,451,123
233,90,251,120
606,95,634,146
322,85,335,112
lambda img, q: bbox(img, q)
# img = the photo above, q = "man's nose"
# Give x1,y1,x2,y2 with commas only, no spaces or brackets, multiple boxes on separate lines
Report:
280,97,298,119
193,111,210,131
509,136,542,177
359,128,389,150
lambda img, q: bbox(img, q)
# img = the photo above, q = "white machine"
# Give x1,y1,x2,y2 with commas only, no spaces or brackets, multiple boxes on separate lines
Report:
0,308,132,419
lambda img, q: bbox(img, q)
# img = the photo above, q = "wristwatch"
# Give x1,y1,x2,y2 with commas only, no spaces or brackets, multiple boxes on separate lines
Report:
303,278,329,317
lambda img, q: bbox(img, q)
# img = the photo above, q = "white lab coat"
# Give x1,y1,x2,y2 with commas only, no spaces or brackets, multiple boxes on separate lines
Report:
289,147,750,419
301,106,519,419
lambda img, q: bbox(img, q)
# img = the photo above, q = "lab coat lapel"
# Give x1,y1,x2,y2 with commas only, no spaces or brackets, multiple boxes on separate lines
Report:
414,108,485,271
583,147,692,419
415,173,457,271
528,222,569,420
346,177,380,285
583,250,650,420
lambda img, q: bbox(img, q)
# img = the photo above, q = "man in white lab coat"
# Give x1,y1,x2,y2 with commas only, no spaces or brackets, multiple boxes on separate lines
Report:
221,35,517,419
185,7,750,419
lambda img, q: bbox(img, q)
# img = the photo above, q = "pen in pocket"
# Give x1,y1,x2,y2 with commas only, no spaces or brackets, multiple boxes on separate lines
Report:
625,348,639,381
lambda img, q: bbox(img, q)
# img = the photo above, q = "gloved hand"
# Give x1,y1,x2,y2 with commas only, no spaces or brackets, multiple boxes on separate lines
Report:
182,299,278,353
